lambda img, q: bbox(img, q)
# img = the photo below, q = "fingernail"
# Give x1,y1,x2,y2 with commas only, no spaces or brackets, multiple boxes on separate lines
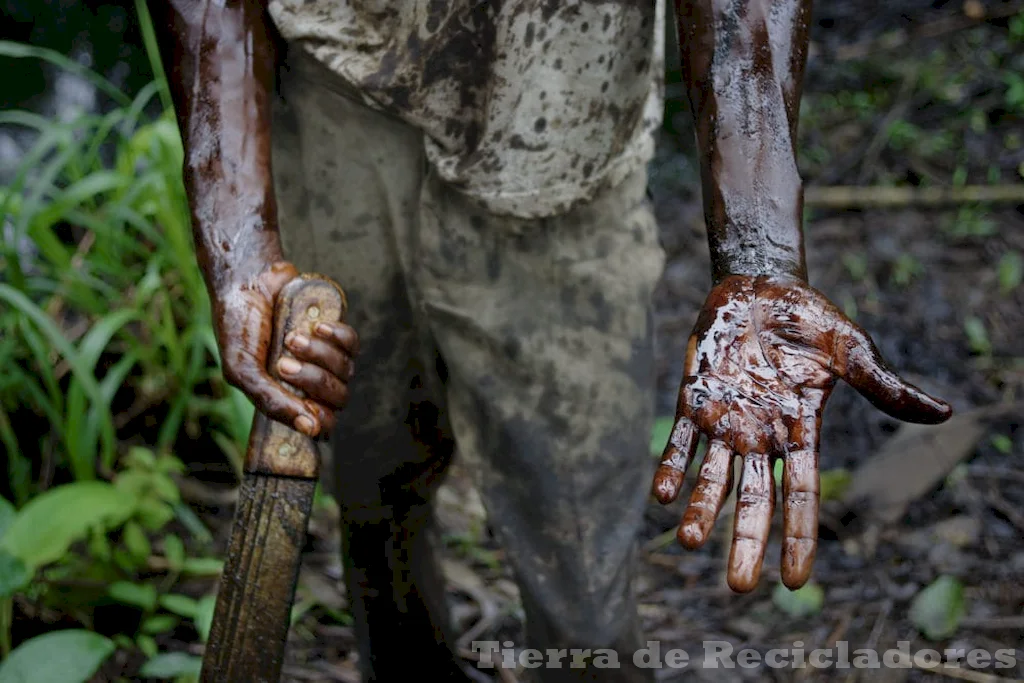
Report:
295,415,315,435
278,357,301,375
652,467,683,504
315,323,333,337
288,333,310,350
782,539,815,588
347,361,356,380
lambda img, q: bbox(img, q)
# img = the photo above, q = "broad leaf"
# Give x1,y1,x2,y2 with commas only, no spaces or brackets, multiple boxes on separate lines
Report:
910,575,965,640
0,630,114,683
0,482,138,569
159,593,198,619
0,549,30,598
182,557,223,576
140,614,180,635
194,594,217,642
772,581,824,618
138,652,203,679
0,496,15,539
108,581,157,611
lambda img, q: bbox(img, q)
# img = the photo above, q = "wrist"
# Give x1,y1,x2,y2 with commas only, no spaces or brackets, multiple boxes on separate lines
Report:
701,152,807,285
202,237,293,304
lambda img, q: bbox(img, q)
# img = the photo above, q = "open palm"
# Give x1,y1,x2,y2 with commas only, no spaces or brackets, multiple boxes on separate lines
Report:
653,275,951,592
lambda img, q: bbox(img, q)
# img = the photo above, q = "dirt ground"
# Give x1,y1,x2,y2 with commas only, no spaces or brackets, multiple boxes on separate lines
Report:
178,3,1024,682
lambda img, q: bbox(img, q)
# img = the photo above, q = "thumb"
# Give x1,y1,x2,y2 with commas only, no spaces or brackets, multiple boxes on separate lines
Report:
834,322,952,424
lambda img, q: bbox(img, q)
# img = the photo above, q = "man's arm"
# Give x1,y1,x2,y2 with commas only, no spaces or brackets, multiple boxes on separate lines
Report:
150,0,357,437
678,0,809,284
655,0,951,593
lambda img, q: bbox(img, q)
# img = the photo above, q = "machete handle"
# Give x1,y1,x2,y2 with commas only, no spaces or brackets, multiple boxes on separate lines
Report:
243,274,347,478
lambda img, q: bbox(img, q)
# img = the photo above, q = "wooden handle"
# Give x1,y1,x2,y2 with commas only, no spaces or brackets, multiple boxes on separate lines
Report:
244,274,346,478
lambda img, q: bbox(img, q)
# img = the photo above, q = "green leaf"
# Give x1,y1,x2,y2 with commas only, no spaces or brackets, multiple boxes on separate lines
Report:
0,285,130,479
159,594,198,619
136,633,158,658
0,482,138,569
108,581,157,612
990,434,1013,454
820,468,852,502
122,521,151,564
87,528,112,562
135,499,176,532
163,534,185,572
772,581,824,618
194,594,217,642
997,251,1023,295
649,416,675,456
150,472,181,504
140,614,180,635
963,317,992,356
0,41,131,107
125,447,157,470
0,549,31,598
138,652,203,680
173,503,212,545
910,575,965,640
182,557,223,576
112,634,135,650
0,630,114,683
0,497,15,539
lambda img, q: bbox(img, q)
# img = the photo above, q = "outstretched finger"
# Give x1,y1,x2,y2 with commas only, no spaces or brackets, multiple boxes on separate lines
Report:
653,416,700,503
781,404,820,589
835,323,952,424
678,440,734,549
728,452,775,593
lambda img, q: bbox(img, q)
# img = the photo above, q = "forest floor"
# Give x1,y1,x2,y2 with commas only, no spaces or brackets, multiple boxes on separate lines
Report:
176,2,1024,681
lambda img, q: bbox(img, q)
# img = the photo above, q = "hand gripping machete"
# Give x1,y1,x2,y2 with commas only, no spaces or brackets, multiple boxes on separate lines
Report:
201,274,346,683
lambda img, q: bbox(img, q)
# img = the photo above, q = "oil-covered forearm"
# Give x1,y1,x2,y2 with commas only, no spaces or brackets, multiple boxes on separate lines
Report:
676,0,812,284
150,0,282,296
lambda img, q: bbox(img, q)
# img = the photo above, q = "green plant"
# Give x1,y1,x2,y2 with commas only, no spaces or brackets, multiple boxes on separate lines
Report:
772,581,824,618
1010,12,1024,43
0,38,251,493
910,575,965,641
997,251,1023,294
1003,72,1024,115
943,205,997,238
0,27,248,678
0,449,221,660
963,316,992,356
891,254,923,286
841,252,869,281
0,629,115,683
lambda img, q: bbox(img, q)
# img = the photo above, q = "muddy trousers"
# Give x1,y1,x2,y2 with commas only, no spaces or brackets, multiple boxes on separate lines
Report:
272,52,666,683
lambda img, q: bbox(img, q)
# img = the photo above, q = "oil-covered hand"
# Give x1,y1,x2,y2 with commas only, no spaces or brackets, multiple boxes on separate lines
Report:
652,275,951,592
214,261,358,439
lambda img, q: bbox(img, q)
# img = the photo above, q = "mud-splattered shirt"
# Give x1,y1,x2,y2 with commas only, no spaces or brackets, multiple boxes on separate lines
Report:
268,1,665,219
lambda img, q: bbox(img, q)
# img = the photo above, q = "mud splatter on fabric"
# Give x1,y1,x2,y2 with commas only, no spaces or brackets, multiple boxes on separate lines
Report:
268,0,665,218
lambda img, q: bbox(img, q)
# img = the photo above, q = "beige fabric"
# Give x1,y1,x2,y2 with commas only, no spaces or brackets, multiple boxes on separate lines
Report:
268,0,665,219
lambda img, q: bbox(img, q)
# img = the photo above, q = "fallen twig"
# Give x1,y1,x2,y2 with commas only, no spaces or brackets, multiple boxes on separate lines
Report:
805,184,1024,209
960,616,1024,630
835,1,1024,62
968,465,1024,486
